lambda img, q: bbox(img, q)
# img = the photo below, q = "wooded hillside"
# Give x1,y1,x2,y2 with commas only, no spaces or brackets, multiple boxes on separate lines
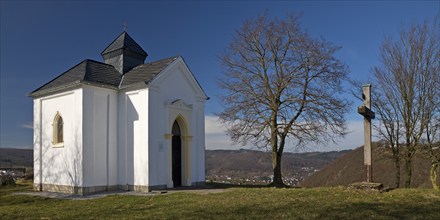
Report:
301,144,439,188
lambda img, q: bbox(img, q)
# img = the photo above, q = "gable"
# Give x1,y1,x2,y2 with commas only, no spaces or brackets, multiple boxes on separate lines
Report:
148,57,208,100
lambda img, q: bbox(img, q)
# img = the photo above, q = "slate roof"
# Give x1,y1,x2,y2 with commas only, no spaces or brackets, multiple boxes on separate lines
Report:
29,60,121,96
119,56,178,88
29,56,179,97
101,32,147,57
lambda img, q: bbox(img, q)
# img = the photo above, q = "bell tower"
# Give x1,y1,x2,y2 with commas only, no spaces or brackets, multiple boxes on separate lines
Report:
101,32,148,74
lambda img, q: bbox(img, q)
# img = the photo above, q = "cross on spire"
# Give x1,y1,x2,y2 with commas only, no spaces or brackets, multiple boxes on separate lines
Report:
123,22,127,31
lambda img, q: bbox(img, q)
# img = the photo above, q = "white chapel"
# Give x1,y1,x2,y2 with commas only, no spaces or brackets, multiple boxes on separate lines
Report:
30,32,208,194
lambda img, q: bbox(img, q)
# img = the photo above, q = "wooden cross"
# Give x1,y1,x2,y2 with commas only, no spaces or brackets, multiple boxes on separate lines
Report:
357,84,375,182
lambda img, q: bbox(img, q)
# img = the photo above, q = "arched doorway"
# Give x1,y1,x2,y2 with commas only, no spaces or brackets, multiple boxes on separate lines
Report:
171,120,182,187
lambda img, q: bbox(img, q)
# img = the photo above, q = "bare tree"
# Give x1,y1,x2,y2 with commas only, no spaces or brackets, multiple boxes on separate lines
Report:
218,14,350,187
372,91,403,188
372,18,439,188
424,95,440,190
423,39,440,189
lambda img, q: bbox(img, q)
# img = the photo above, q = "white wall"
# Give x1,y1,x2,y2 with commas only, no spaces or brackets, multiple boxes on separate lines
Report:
33,85,120,189
117,88,149,187
193,98,206,182
146,87,163,186
82,86,118,187
34,89,83,187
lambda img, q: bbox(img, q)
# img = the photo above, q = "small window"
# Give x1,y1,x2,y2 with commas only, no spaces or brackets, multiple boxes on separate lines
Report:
53,112,64,147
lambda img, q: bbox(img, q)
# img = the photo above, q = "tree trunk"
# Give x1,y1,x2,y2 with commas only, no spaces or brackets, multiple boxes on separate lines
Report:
430,162,439,191
404,158,412,188
394,156,400,188
272,151,284,187
269,112,285,188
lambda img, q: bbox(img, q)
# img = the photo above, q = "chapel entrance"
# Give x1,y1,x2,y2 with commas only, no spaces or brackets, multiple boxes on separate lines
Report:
171,120,182,187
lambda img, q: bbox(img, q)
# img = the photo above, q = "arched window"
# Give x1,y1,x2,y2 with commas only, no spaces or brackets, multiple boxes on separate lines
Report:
53,112,64,146
172,120,181,136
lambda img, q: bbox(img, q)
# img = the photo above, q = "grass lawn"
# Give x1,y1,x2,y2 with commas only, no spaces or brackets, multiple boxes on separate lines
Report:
1,182,439,219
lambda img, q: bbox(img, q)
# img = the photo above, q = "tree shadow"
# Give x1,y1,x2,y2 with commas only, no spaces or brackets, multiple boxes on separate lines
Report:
205,181,294,189
34,104,84,193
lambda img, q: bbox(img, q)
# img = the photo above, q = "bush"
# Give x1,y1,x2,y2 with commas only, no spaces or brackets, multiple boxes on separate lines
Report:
0,174,16,186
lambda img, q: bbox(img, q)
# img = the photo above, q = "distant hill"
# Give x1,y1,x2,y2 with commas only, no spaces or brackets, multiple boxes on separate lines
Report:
206,149,349,185
0,148,33,168
0,147,346,185
2,146,437,188
301,144,439,188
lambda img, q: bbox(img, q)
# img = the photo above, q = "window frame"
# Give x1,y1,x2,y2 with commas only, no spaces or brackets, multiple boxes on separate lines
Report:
52,112,64,148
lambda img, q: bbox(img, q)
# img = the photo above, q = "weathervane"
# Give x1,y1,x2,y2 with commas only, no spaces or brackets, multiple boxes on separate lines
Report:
357,84,375,182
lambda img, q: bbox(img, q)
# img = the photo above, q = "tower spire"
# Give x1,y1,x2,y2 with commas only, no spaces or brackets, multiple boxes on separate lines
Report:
101,32,148,74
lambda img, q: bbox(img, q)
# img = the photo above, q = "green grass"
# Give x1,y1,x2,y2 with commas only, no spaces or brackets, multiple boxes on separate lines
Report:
1,182,439,219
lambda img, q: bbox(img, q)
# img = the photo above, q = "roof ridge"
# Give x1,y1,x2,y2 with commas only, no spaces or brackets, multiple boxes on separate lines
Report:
154,56,179,75
100,32,124,55
126,56,179,74
145,55,179,64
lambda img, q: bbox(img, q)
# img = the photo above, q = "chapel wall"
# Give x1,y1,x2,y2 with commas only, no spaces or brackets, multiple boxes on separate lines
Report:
145,86,164,187
117,88,150,189
33,88,83,189
148,61,206,187
81,86,118,189
193,98,206,184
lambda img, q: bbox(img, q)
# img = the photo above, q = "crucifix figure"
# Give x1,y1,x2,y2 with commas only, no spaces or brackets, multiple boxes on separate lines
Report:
357,84,375,182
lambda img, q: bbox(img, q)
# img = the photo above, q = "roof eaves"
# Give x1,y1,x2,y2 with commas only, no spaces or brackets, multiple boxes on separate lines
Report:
28,80,82,98
81,80,119,90
29,79,119,98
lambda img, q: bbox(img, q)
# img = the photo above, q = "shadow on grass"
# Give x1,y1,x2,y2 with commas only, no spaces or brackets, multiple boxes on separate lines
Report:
158,182,266,191
205,181,295,189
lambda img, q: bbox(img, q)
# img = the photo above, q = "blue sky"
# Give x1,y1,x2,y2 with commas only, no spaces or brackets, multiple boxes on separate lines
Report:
1,1,438,151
